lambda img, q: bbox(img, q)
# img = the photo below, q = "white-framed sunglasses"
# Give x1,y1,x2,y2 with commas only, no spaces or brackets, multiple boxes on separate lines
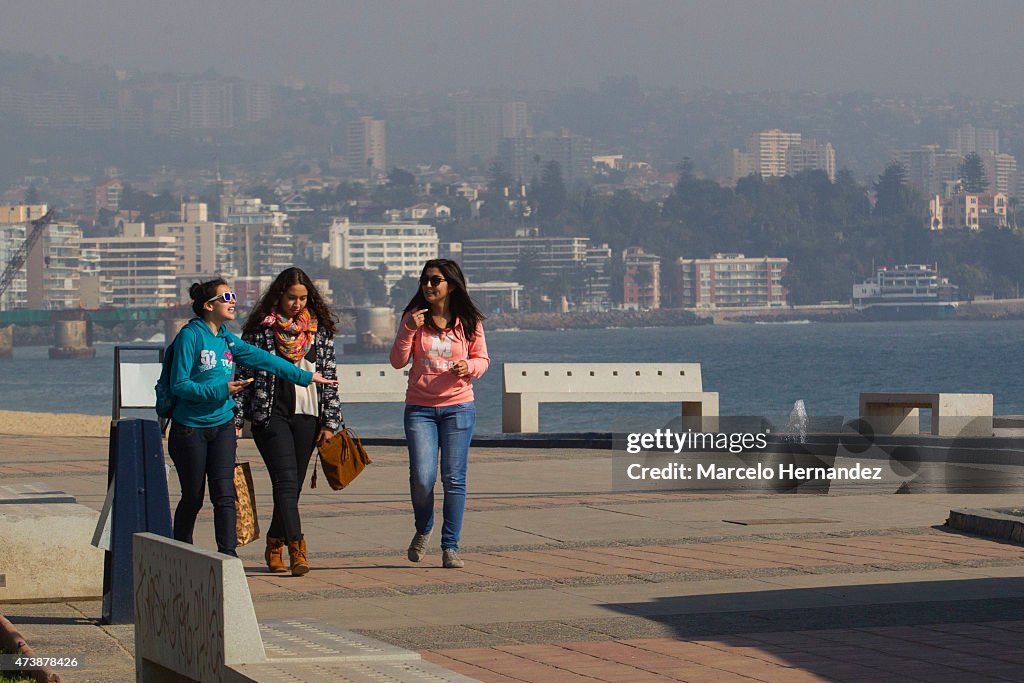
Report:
206,291,237,304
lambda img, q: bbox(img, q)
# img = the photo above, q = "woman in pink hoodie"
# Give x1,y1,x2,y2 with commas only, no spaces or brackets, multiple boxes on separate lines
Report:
389,259,489,568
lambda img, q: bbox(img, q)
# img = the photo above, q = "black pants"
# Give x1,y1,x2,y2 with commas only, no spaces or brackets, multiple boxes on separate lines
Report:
167,420,237,556
253,414,318,542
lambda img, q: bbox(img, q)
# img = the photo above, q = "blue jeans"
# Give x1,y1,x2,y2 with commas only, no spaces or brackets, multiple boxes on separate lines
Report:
404,402,476,551
167,420,238,556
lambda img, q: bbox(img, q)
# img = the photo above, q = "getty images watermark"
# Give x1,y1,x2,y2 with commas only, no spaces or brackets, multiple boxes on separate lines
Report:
611,416,1024,494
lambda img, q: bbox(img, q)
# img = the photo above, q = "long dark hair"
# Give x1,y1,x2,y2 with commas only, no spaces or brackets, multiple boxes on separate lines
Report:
188,278,228,318
402,259,485,341
242,267,337,337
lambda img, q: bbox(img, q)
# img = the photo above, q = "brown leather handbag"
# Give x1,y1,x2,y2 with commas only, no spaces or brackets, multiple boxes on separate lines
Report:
234,461,260,546
311,427,372,490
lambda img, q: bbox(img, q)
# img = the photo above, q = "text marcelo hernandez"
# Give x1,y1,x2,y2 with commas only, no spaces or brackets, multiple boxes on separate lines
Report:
626,462,884,481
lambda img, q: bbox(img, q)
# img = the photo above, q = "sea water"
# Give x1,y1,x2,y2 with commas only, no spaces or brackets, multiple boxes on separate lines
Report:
2,319,1021,435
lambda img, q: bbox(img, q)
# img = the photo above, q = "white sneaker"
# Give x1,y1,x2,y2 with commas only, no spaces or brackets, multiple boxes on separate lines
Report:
442,549,465,569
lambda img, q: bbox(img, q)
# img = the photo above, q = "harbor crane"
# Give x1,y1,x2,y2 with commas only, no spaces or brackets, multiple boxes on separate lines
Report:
0,210,54,300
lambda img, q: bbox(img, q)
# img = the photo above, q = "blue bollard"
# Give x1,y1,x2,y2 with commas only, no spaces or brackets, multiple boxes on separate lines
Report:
101,418,172,625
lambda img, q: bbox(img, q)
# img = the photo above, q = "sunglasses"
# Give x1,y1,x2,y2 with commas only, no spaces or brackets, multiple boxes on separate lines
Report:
420,275,447,287
206,291,237,304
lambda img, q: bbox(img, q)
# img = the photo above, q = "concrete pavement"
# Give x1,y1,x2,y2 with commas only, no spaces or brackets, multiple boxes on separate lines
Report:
3,434,1024,682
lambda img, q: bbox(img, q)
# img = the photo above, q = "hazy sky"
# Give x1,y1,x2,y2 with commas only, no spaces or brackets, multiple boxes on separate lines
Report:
4,0,1024,96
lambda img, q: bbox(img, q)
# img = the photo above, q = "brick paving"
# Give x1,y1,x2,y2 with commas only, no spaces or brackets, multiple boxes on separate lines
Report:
4,433,1024,681
425,622,1024,682
238,532,1024,600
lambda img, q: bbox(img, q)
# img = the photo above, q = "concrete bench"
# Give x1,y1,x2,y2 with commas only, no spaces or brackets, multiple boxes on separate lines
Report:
502,362,719,433
859,392,994,437
241,364,409,438
335,363,410,402
0,484,103,603
133,533,476,682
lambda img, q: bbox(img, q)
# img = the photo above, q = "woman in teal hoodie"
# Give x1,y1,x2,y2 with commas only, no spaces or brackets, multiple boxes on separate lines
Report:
168,278,337,556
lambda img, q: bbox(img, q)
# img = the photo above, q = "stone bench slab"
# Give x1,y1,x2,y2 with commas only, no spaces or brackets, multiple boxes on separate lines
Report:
0,500,103,602
859,392,994,437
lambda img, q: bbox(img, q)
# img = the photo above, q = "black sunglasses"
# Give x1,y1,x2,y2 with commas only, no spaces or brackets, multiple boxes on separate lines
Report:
419,275,447,287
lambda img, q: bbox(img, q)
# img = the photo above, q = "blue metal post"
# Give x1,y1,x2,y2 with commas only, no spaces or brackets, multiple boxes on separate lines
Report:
101,418,172,624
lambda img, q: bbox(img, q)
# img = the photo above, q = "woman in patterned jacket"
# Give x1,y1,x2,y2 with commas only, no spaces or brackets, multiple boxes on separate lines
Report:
235,267,342,576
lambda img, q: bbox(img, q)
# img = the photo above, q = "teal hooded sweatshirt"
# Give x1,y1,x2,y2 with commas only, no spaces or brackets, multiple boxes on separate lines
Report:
169,318,313,428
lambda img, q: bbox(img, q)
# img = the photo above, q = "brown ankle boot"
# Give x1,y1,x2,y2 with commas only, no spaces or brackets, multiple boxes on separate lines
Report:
265,536,287,573
288,538,309,576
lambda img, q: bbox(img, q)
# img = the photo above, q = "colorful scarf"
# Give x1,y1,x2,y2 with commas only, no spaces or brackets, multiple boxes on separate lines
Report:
263,308,318,362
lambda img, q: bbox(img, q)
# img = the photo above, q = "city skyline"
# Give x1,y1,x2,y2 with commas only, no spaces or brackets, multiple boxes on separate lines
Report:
3,1,1024,97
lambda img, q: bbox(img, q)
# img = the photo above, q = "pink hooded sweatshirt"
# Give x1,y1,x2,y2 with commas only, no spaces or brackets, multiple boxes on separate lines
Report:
389,313,490,407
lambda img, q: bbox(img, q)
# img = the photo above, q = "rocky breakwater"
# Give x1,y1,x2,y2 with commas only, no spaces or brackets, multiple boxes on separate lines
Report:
487,308,708,331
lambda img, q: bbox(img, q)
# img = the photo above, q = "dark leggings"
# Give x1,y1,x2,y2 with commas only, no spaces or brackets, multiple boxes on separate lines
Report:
253,414,318,542
167,420,238,556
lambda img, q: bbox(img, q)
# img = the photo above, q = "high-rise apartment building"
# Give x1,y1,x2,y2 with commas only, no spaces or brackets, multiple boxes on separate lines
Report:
677,253,789,309
896,146,964,197
26,220,81,309
0,222,26,310
80,230,179,307
982,153,1018,196
727,130,835,183
949,124,1000,155
501,101,528,138
176,81,234,129
752,129,803,178
155,203,230,295
347,116,387,175
786,140,836,182
223,198,292,278
0,205,49,310
498,132,594,184
454,97,529,164
242,83,272,123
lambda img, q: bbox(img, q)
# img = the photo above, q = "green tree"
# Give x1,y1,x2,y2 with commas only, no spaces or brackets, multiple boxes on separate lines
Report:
513,249,546,311
480,162,513,221
388,167,416,187
873,162,918,217
325,267,370,307
389,274,420,309
532,161,567,222
959,152,989,193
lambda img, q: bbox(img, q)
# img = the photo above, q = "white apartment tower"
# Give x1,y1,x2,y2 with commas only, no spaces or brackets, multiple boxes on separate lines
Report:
752,129,803,178
328,218,438,291
80,227,179,307
224,198,292,277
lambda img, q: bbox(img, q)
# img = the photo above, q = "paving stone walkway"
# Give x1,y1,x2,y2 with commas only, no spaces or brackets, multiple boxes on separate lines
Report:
4,435,1024,681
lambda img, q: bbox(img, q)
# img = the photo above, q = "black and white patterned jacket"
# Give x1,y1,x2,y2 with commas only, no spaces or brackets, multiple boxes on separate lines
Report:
233,326,343,432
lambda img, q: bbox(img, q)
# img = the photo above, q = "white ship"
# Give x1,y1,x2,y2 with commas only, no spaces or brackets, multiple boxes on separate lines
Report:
852,264,959,320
